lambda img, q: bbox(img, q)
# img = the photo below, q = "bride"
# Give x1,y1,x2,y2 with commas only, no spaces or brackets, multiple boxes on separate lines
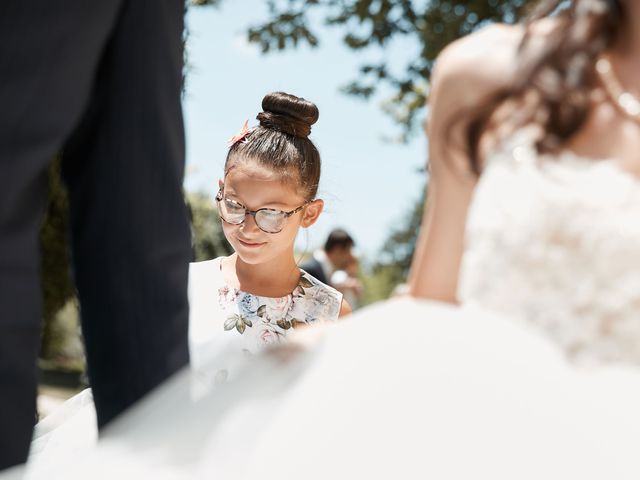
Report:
408,0,640,365
6,0,640,478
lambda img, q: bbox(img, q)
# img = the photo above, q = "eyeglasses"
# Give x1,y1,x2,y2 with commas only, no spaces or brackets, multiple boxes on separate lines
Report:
215,188,309,234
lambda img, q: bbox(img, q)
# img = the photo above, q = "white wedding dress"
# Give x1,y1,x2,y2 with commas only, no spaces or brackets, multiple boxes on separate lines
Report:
5,135,640,479
459,135,640,364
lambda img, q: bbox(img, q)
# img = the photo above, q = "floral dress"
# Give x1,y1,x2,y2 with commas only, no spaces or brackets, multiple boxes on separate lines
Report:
188,257,342,382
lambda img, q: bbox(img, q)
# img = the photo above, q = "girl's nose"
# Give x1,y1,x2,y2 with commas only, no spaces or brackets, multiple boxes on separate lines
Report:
240,212,260,233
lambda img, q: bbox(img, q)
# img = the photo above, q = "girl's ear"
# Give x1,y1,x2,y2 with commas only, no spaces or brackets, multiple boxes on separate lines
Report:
301,199,324,228
218,178,224,189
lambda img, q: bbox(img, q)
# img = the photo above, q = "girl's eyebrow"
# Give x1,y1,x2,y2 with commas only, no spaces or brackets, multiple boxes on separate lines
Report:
223,187,238,197
226,193,300,210
223,185,303,209
221,190,247,207
254,200,299,210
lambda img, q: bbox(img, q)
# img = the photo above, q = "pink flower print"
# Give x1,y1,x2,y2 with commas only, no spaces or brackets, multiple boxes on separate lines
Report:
260,329,277,345
218,286,236,308
257,324,283,348
266,297,290,321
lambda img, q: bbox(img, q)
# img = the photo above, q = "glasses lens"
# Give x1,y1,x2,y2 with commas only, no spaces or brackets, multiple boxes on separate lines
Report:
255,209,286,233
219,198,246,224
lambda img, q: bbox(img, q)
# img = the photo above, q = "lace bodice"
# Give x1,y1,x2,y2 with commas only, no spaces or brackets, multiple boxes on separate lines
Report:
458,137,640,365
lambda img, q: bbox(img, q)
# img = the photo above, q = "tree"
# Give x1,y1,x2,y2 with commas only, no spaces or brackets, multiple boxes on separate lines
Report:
196,0,533,139
187,191,233,261
360,183,424,303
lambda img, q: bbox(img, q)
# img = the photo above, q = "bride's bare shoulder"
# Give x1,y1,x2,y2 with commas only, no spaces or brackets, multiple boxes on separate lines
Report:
430,19,560,112
430,24,523,111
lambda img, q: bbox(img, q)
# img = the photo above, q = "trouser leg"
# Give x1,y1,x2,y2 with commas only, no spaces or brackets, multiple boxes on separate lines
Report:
62,0,191,428
0,0,123,468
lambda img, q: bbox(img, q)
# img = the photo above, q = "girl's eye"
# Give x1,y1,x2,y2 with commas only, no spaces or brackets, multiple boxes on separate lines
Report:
224,199,244,213
258,209,282,220
255,210,286,233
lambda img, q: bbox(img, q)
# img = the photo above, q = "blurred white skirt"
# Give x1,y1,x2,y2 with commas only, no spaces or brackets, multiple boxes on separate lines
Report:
12,299,640,479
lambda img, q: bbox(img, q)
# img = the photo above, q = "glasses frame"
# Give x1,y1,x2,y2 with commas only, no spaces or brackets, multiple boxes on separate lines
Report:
215,187,310,234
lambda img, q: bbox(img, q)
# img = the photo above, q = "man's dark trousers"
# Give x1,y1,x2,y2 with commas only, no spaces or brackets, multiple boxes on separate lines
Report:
0,0,191,468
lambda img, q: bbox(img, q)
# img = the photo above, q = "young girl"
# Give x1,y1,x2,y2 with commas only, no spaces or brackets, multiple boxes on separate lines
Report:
25,92,350,471
188,91,350,376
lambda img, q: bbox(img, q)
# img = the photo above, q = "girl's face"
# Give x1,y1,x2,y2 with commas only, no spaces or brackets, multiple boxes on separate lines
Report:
219,162,322,265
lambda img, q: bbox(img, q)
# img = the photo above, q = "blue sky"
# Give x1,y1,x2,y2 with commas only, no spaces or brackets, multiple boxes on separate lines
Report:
183,1,427,259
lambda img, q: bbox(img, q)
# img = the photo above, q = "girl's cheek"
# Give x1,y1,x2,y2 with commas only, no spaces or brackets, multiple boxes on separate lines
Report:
221,223,236,241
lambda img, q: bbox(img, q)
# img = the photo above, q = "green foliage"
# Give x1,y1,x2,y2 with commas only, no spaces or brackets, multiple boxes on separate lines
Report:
232,0,534,140
360,185,425,303
360,263,400,305
39,160,77,360
187,191,233,261
377,184,425,276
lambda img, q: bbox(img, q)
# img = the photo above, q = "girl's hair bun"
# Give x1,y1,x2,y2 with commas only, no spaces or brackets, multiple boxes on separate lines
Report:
256,91,319,139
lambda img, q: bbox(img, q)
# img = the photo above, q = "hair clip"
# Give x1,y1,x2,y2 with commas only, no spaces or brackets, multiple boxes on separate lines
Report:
228,119,252,147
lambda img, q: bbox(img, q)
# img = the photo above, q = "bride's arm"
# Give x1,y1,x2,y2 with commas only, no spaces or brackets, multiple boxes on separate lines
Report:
408,24,522,303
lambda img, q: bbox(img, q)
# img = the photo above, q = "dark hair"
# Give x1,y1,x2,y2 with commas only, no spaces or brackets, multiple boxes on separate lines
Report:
462,0,622,174
324,228,354,252
225,92,321,200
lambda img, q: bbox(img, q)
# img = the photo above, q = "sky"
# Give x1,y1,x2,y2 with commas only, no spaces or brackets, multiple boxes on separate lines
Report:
183,1,427,259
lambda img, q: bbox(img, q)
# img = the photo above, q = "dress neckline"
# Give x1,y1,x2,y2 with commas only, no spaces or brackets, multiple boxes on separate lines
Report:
216,257,313,300
494,133,640,186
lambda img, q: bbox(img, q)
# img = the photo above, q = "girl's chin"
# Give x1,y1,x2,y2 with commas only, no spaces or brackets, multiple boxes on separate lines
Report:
233,244,269,264
235,253,265,265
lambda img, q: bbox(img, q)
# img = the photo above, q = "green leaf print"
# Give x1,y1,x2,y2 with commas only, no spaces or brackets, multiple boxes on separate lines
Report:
299,276,314,289
276,319,292,330
225,314,252,335
237,321,246,334
224,315,240,331
257,305,267,318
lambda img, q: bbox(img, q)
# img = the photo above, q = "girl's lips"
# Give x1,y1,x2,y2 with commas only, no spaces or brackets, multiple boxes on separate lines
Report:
237,238,266,248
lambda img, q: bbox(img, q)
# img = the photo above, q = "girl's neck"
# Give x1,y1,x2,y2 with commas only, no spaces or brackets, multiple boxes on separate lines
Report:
224,252,301,298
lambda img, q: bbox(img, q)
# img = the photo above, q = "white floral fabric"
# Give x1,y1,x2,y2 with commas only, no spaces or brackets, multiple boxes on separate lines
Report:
458,134,640,365
188,257,342,380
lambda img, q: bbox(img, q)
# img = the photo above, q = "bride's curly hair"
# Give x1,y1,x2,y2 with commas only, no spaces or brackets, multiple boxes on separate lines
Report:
465,0,622,174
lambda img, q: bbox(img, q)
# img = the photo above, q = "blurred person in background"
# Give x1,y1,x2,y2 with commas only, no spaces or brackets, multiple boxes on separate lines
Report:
301,228,354,286
330,255,363,309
